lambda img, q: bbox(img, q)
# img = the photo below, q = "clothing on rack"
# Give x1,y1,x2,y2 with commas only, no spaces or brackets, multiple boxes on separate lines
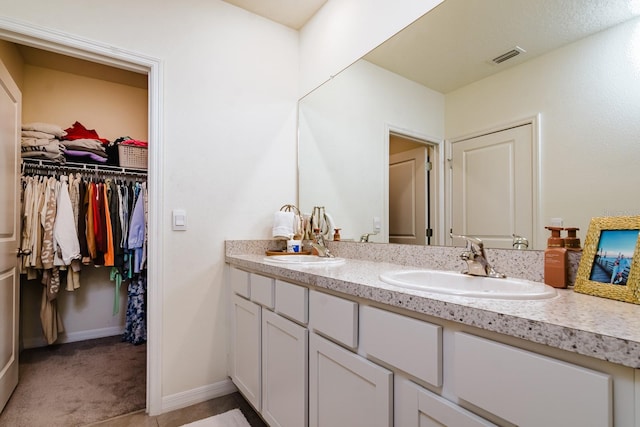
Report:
123,272,147,345
20,160,148,345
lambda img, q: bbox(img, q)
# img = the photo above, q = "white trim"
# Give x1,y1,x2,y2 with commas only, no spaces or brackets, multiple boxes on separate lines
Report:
384,123,445,246
445,115,541,249
0,17,164,416
161,379,238,413
22,327,125,350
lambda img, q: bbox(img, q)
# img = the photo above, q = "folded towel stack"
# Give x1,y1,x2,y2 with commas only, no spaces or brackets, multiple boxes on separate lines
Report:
21,123,67,163
273,211,296,240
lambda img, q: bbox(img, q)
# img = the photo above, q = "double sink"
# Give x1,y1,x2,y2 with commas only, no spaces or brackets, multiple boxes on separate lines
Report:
264,255,556,300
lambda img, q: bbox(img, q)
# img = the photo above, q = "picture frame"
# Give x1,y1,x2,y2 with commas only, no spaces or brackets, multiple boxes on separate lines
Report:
574,216,640,304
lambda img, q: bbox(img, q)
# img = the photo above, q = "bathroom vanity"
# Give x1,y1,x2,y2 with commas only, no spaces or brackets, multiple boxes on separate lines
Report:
226,241,640,427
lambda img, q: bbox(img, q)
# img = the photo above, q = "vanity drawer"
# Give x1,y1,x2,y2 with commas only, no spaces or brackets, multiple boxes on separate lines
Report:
360,305,442,387
275,280,308,325
230,267,250,298
250,273,275,309
453,332,611,426
309,290,358,349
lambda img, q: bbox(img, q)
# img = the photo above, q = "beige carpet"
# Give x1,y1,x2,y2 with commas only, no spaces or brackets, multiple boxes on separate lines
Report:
0,336,146,427
181,409,251,427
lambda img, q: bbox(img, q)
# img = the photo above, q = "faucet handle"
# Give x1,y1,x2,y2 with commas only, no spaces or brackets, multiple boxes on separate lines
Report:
450,233,483,251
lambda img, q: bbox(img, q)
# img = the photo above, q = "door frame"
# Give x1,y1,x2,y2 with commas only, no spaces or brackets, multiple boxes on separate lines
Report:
0,17,164,415
384,123,444,245
445,115,541,249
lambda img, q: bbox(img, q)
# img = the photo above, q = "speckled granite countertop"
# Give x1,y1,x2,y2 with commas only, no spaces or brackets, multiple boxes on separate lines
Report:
226,240,640,369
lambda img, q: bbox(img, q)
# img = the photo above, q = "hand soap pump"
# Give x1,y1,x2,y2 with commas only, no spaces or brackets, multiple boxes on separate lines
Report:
564,227,581,251
544,226,568,288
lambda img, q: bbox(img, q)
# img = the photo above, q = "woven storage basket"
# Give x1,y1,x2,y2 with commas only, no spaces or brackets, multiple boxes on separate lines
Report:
118,144,148,169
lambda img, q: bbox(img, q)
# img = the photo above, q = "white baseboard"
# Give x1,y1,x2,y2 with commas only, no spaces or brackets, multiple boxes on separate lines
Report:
161,378,238,414
22,326,124,349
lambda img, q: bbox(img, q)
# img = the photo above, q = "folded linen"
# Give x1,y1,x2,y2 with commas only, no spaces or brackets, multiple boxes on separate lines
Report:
21,137,56,147
21,150,65,163
272,211,295,240
22,122,67,138
21,139,65,154
62,138,106,152
22,130,56,139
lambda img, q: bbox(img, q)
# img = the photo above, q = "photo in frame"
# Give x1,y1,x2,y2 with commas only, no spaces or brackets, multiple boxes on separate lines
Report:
574,216,640,304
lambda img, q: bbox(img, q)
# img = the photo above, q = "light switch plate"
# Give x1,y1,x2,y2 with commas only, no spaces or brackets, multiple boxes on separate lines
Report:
172,209,187,231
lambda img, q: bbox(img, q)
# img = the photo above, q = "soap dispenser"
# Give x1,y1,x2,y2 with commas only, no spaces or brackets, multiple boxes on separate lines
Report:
563,227,581,251
544,226,568,288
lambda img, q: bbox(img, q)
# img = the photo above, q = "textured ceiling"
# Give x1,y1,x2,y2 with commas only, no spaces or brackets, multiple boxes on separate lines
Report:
364,0,640,93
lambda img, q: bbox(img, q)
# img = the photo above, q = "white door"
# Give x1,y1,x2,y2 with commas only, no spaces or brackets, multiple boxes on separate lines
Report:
450,124,533,249
0,58,21,412
389,147,427,245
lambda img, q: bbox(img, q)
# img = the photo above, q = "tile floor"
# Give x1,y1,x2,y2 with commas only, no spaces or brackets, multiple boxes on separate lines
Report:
87,392,267,427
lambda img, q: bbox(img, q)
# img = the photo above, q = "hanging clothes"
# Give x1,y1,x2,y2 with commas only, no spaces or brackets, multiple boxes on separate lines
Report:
20,162,148,345
122,272,147,345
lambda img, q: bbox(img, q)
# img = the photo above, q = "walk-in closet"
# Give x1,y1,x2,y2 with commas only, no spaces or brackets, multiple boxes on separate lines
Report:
0,38,151,425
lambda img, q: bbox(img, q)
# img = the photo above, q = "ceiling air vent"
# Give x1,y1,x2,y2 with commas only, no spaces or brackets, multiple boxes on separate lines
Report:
491,46,526,65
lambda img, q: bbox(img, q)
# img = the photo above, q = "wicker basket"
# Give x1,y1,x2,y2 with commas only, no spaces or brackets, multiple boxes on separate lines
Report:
118,144,148,169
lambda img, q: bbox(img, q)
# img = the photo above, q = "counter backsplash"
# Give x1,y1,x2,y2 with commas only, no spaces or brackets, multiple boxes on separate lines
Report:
225,240,582,286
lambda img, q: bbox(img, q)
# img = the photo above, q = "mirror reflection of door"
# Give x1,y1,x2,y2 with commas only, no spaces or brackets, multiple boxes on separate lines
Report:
450,123,534,249
389,133,437,245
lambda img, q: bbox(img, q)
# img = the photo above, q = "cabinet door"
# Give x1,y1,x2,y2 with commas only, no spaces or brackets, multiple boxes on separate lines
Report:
309,333,392,427
395,376,496,427
230,294,261,411
262,309,308,427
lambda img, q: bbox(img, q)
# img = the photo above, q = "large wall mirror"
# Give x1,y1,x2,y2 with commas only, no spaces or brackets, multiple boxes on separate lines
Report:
298,0,640,250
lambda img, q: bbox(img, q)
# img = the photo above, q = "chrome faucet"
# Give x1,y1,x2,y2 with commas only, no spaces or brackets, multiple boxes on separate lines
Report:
451,233,506,278
359,232,378,243
512,234,529,250
312,228,334,258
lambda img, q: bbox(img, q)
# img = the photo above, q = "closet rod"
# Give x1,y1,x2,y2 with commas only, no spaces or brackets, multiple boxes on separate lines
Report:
21,158,148,179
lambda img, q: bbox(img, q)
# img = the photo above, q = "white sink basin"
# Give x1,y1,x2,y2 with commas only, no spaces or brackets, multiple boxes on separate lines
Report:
379,269,557,300
264,255,346,266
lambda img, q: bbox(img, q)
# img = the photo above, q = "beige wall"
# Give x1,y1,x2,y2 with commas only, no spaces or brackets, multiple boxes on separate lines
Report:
22,65,148,140
0,39,23,88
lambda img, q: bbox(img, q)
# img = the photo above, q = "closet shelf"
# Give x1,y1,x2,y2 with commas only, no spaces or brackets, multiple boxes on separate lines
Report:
22,158,148,178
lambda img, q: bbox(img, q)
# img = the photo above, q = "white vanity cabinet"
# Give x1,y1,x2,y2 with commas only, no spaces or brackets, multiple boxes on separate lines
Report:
229,267,308,427
309,332,393,427
229,265,634,427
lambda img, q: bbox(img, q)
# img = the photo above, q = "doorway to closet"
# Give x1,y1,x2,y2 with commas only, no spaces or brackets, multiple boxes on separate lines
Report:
0,18,163,421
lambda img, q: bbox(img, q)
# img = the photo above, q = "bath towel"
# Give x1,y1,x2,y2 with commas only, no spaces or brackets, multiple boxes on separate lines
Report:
272,211,295,240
